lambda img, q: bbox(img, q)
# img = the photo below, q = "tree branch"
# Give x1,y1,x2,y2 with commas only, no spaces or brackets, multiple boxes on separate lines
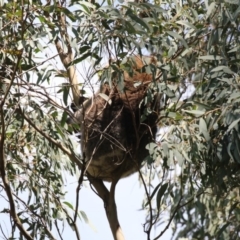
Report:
54,1,80,106
19,109,82,169
0,66,33,240
0,38,34,239
11,191,56,240
74,163,86,223
88,176,125,240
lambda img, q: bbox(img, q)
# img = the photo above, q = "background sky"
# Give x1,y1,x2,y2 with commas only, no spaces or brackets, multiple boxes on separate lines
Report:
0,170,173,240
63,172,173,240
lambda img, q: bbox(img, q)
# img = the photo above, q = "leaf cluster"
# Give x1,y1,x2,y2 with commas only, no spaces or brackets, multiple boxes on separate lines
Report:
1,0,240,239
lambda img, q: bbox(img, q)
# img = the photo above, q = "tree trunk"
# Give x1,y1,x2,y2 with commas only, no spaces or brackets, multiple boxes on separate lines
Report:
89,177,125,240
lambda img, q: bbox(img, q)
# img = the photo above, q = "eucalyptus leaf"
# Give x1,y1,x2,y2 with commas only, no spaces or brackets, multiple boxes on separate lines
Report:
182,109,206,117
156,183,168,210
199,118,210,141
98,93,112,105
199,55,223,60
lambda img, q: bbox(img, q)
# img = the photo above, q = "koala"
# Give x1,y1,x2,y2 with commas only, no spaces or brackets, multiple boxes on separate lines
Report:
71,56,159,182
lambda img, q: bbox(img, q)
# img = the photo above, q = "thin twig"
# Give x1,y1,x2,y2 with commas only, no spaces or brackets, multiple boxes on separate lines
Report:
0,224,8,240
154,190,205,239
11,192,56,240
154,195,183,240
54,220,64,240
138,169,153,240
0,56,33,240
19,109,82,169
61,207,81,240
74,163,85,223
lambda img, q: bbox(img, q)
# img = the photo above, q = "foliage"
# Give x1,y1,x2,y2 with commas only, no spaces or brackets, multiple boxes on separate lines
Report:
1,0,240,239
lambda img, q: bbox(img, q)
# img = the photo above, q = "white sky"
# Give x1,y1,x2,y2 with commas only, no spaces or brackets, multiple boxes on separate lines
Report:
63,173,173,240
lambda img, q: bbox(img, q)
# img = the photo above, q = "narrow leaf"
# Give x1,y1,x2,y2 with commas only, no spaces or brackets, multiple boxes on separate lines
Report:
182,109,205,117
98,93,112,105
199,55,223,60
156,183,168,210
144,182,161,207
63,201,74,210
71,52,91,66
227,118,240,132
129,14,150,31
199,118,210,141
167,31,188,48
63,86,69,106
176,20,197,30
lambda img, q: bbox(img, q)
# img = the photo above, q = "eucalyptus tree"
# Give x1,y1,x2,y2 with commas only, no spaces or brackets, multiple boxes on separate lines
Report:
1,0,240,239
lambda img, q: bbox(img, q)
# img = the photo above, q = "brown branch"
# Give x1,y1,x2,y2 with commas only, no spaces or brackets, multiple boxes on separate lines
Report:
61,205,81,240
138,169,153,240
88,176,125,240
54,3,80,107
0,40,33,239
55,37,80,105
153,190,205,240
74,163,86,223
0,223,8,240
0,68,33,240
11,191,56,240
153,195,183,240
41,0,80,106
108,179,125,240
54,221,64,240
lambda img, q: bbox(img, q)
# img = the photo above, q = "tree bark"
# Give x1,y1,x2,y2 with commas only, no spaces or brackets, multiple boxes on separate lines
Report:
89,177,125,240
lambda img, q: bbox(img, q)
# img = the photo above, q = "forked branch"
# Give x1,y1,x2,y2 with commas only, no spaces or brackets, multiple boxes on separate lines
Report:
89,176,125,240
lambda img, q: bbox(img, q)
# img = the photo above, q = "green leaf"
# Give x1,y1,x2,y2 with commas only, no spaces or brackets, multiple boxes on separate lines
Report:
211,65,234,74
61,112,68,126
63,85,69,106
206,2,216,18
79,210,97,231
227,118,240,132
80,45,91,54
176,20,197,30
198,55,223,60
56,210,66,220
129,14,150,31
167,31,188,48
79,210,88,223
211,66,226,72
182,109,205,117
199,118,210,141
161,142,169,159
80,1,96,9
71,52,91,66
145,182,162,207
60,7,76,21
174,149,184,166
156,183,168,210
63,201,74,210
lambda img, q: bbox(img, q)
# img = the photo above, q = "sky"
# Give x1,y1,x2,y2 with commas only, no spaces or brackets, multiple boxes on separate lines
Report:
0,172,173,240
64,172,173,240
